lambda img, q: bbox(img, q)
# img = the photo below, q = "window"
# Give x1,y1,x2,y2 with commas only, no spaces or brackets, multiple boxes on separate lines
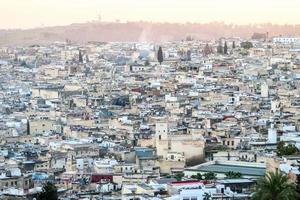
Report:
231,141,234,146
191,197,197,200
227,141,230,145
159,135,161,140
183,198,189,200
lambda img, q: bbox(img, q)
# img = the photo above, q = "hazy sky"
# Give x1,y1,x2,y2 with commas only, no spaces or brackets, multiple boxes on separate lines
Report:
1,0,300,29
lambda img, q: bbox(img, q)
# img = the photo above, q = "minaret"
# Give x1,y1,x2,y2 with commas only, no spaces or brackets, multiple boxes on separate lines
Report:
267,124,277,144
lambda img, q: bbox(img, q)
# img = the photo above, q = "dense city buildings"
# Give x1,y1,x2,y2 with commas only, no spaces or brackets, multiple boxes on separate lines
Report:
0,35,300,199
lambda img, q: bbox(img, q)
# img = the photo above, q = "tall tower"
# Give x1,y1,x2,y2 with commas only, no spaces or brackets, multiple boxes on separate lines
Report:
98,12,102,22
267,124,277,144
155,121,168,141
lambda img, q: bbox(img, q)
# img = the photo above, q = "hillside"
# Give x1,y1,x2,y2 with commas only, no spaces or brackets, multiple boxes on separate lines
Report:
1,22,300,46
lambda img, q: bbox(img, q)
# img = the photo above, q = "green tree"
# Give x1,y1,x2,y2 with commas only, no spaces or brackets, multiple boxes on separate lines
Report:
174,173,184,181
277,141,299,156
217,41,223,54
224,41,228,54
232,41,236,49
20,61,27,67
296,173,300,194
37,182,58,200
203,192,211,200
191,173,203,180
203,172,216,180
144,60,150,66
187,50,192,61
79,50,83,63
157,46,164,65
252,170,299,200
240,41,253,49
203,43,213,56
225,171,242,179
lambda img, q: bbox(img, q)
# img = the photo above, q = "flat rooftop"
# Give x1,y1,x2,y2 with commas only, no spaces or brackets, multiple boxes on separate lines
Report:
186,162,266,176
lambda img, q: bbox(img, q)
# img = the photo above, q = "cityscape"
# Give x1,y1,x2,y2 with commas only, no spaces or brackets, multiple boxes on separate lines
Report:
1,1,300,200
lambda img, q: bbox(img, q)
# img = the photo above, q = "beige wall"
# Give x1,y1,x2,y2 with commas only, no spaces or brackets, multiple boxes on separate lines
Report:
29,119,59,135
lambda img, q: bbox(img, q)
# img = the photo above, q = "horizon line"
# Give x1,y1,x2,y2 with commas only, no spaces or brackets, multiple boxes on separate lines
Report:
2,20,300,31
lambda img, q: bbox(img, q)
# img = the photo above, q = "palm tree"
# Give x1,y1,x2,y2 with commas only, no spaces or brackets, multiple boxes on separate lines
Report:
252,170,299,200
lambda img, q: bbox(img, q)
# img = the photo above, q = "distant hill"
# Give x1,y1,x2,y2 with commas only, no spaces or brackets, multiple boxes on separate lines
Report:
1,22,300,46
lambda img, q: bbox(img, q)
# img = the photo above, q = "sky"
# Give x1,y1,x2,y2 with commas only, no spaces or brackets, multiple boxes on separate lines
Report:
1,0,300,29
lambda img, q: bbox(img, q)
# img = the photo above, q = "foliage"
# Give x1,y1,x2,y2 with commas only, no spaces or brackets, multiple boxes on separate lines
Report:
225,171,242,179
37,182,58,200
144,60,150,66
297,174,300,194
203,43,213,56
203,192,211,200
20,61,27,67
79,50,83,63
191,173,203,180
164,173,184,181
217,42,223,54
174,173,184,181
203,172,216,180
232,41,236,49
157,46,163,64
187,50,191,61
223,41,228,54
277,141,299,156
240,41,253,49
252,170,299,200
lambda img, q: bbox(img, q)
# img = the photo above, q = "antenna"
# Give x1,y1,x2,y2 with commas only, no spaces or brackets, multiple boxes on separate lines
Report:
98,11,102,22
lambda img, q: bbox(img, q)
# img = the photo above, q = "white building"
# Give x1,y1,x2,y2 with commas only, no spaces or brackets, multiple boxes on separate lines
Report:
273,37,300,44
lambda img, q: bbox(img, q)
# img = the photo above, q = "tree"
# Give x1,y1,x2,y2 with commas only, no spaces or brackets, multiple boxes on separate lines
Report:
20,61,27,67
296,173,300,194
277,141,299,156
187,50,191,61
157,46,163,64
203,172,216,180
224,41,228,54
191,173,203,180
203,192,211,200
252,170,299,200
225,171,242,179
217,42,223,54
37,182,58,200
144,60,150,66
174,173,184,181
232,41,236,49
203,44,213,56
79,50,83,63
240,41,253,49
